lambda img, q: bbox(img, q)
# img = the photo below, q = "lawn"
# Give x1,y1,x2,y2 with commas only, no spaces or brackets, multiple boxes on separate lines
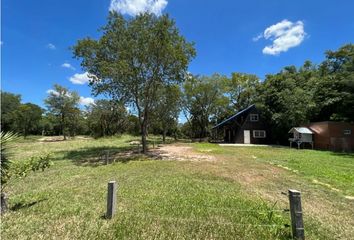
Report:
1,136,353,239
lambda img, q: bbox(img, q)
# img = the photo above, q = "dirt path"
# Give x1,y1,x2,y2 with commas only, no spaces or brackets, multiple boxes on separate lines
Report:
149,144,216,162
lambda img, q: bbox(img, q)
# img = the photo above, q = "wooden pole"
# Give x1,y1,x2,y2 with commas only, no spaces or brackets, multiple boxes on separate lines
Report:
106,181,117,219
105,150,109,165
289,189,304,239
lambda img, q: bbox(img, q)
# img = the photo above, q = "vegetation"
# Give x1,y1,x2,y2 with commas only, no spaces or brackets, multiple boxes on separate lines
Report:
12,103,43,138
86,99,128,137
2,136,353,239
1,44,353,145
257,45,354,143
0,132,51,214
45,84,81,140
72,12,196,153
182,74,229,138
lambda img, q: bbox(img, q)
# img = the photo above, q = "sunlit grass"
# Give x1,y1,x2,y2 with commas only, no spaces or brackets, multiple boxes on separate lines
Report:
2,136,352,239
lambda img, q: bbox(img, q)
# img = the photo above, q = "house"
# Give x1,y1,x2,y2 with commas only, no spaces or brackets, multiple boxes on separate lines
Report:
211,105,269,144
305,121,354,152
288,127,314,149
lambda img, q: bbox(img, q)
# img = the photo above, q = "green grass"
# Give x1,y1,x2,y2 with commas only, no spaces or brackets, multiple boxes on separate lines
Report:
2,137,353,239
195,143,354,195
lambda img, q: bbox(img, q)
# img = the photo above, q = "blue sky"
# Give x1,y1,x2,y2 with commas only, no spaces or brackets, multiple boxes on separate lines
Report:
2,0,354,110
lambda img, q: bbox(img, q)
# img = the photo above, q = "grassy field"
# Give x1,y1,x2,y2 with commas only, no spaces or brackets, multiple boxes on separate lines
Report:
1,136,353,239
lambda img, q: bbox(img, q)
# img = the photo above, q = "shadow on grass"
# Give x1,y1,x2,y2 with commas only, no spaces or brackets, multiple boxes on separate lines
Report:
330,151,354,158
11,198,47,211
57,145,154,167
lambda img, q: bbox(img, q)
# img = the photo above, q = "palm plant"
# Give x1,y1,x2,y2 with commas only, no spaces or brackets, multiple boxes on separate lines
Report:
1,131,18,213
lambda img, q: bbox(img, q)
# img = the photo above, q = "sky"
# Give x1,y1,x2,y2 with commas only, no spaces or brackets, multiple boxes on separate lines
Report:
2,0,354,111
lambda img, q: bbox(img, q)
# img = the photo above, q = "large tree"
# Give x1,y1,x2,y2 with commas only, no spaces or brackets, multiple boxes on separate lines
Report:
1,91,21,132
182,74,228,138
256,65,317,143
73,12,195,153
44,85,80,140
12,103,43,138
315,44,354,122
86,99,128,137
226,72,260,110
151,85,181,142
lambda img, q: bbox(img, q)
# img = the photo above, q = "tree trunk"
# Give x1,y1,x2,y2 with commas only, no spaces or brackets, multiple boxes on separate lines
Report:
141,122,148,154
162,128,167,143
61,114,66,140
1,192,8,214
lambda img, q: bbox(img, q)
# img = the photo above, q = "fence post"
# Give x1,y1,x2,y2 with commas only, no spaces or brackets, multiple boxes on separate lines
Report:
106,181,117,219
288,189,304,239
105,150,109,165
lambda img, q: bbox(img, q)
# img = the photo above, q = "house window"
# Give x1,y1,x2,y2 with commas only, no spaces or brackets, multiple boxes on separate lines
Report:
344,129,352,135
253,130,266,138
250,114,259,122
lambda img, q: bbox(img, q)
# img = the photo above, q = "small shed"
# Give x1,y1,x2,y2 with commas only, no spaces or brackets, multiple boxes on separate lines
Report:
288,127,314,149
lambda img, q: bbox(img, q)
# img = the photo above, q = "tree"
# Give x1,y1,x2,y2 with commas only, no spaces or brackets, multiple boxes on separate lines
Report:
226,73,260,110
73,12,195,153
1,92,21,132
44,85,80,140
86,99,128,137
182,74,228,138
151,85,181,142
12,103,43,138
40,113,60,136
315,44,354,122
256,66,316,143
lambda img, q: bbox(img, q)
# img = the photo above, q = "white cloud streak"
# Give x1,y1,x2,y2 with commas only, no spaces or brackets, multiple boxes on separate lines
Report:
46,89,60,96
61,63,76,70
109,0,167,16
46,43,56,50
254,19,306,55
79,97,95,106
69,72,91,85
46,89,94,106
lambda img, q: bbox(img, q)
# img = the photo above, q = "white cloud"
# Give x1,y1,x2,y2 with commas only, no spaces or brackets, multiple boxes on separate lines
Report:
47,89,94,106
109,0,167,16
79,97,95,106
254,19,306,55
252,34,263,42
61,63,76,70
69,72,91,85
46,89,72,97
46,89,59,96
46,43,56,50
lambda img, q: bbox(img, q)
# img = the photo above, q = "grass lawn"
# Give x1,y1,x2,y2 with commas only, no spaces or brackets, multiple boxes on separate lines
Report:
2,136,353,239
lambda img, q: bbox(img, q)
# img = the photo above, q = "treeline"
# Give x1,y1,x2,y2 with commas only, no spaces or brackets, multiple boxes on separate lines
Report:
2,11,353,148
1,85,140,138
2,44,353,144
183,44,354,143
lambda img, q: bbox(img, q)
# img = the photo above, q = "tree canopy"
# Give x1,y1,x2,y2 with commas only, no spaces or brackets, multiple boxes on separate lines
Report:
73,12,196,153
44,84,81,140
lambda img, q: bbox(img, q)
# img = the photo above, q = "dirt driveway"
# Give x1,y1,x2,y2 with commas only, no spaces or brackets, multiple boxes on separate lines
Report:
150,144,216,162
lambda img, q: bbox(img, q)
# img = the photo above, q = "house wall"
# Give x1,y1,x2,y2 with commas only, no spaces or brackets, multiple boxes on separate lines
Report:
234,108,269,144
307,122,354,152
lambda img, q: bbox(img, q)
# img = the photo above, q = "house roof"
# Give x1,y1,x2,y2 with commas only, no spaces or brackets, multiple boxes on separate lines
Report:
212,104,255,129
288,127,313,134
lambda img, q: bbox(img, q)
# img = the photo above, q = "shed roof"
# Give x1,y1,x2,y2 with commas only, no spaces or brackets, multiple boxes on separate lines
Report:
288,127,313,134
212,105,255,129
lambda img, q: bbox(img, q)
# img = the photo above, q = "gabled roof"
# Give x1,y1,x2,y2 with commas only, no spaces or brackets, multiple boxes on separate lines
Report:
288,127,313,134
212,105,255,129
